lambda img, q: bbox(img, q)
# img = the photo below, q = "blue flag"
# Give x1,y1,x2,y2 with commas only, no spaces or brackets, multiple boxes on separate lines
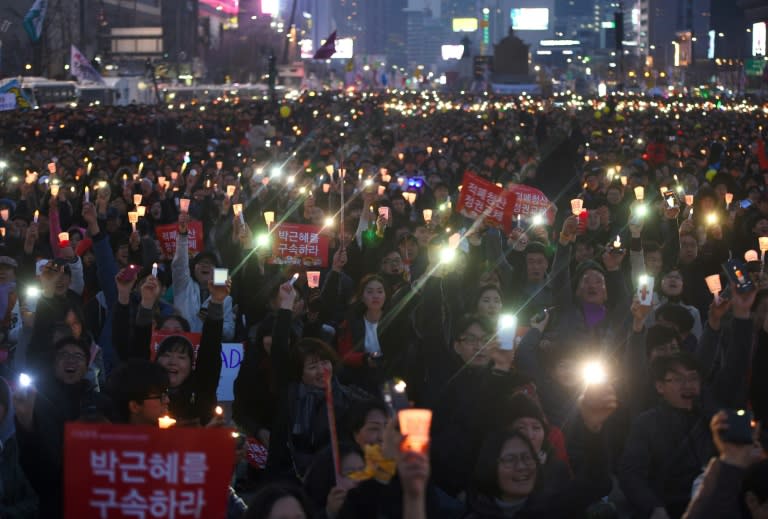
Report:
23,0,47,42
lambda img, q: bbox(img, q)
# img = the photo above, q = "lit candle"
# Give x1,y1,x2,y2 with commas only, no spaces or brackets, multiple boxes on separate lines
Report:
128,211,138,232
152,262,158,277
633,186,645,201
137,206,146,217
620,176,628,186
33,210,39,224
158,415,176,429
0,209,7,221
745,250,759,262
50,184,60,198
377,185,385,196
685,194,694,206
322,183,330,193
58,232,69,246
570,198,584,216
179,198,190,213
138,161,144,175
133,194,142,206
705,274,722,299
215,405,223,416
264,211,275,227
724,192,733,208
226,185,236,199
306,271,321,289
422,209,432,223
613,235,622,249
398,409,432,453
84,186,90,203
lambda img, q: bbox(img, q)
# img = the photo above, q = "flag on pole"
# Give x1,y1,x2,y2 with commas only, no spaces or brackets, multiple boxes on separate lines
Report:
313,30,337,60
70,45,105,84
23,0,48,42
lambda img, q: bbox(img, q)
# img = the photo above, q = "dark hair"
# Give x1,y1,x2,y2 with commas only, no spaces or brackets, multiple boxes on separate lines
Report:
655,303,695,334
107,360,169,423
742,459,768,514
156,314,191,332
53,335,90,358
346,399,389,437
244,483,315,519
473,284,503,310
156,335,194,363
524,241,550,260
452,313,495,344
650,352,700,382
501,393,549,441
645,324,679,358
643,241,662,254
471,429,539,500
353,274,389,311
303,443,363,509
291,338,338,381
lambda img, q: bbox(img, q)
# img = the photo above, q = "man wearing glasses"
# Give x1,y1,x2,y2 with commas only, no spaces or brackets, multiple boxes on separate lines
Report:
107,359,171,426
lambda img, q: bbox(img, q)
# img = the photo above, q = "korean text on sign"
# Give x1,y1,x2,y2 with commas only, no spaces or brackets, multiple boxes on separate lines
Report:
268,222,329,267
156,221,204,258
65,423,234,519
456,172,516,233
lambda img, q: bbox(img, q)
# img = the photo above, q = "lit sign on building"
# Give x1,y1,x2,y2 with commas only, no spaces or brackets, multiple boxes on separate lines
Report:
452,18,478,32
200,0,239,14
333,38,354,59
510,8,549,31
754,22,767,57
441,44,465,60
262,0,280,15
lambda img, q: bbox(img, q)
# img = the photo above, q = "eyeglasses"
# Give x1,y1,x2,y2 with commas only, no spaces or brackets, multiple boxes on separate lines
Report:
458,335,490,347
664,374,700,386
144,390,170,402
56,351,87,363
498,452,536,469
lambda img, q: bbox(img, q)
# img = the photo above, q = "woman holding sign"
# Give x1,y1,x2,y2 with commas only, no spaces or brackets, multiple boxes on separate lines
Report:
112,266,228,427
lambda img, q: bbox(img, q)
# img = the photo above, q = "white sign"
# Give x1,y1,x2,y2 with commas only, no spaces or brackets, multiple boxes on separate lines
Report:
216,343,243,401
0,93,16,111
441,44,465,60
510,8,549,31
753,22,766,57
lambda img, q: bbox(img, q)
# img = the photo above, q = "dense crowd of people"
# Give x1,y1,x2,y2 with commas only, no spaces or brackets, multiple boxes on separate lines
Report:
0,91,766,518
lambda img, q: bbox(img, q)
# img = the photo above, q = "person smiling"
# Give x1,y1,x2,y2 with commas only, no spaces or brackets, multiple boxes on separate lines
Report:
112,267,228,427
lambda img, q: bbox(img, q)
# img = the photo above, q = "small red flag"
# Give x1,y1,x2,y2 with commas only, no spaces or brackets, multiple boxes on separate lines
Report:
313,30,337,60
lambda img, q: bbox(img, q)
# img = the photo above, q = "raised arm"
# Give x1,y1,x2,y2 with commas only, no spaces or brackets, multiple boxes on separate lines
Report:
195,280,227,400
712,288,756,409
271,281,297,392
172,212,192,294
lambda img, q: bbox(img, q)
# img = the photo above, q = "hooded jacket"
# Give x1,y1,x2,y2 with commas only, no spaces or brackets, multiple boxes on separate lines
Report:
171,232,235,340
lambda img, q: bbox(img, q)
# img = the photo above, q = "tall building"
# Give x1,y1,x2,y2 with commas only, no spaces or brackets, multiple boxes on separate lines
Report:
638,0,710,70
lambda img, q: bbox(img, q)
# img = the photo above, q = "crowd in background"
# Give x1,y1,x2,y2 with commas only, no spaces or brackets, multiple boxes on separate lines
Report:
0,92,766,518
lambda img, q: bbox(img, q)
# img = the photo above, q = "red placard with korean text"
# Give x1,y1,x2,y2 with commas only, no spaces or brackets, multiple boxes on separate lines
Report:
155,221,204,259
457,172,516,232
267,222,329,267
508,184,556,225
64,423,234,519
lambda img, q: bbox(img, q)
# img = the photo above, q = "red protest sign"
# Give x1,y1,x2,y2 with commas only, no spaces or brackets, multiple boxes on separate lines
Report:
457,172,516,232
508,184,556,225
64,423,234,519
268,222,329,267
150,331,201,363
155,221,204,258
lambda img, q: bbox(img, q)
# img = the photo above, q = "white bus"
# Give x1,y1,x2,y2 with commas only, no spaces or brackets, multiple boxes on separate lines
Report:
18,77,78,108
